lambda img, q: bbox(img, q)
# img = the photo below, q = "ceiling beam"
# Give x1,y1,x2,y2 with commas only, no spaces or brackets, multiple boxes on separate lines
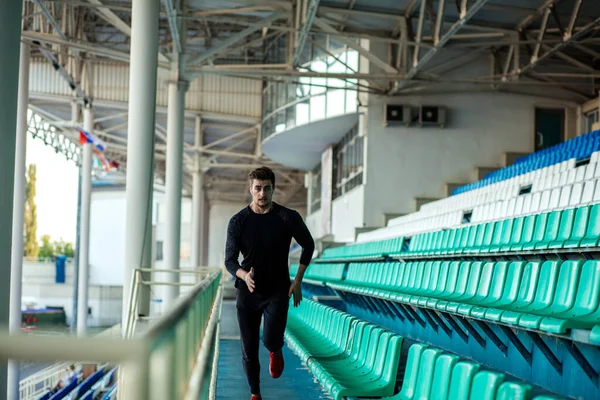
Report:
189,65,405,79
87,0,131,36
29,1,91,105
313,17,398,74
292,0,320,67
23,31,171,69
28,92,260,125
390,0,490,94
517,16,600,77
187,11,285,65
516,0,564,32
163,0,183,54
202,126,257,150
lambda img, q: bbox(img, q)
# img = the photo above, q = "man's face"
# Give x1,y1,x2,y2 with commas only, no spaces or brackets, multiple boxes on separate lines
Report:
250,179,274,208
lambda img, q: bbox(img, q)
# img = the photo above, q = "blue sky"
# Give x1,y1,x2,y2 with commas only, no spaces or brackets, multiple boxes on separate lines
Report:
25,133,79,244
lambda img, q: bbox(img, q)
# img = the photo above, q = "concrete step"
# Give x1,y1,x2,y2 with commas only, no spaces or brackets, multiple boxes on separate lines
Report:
475,166,499,181
445,182,466,197
502,151,529,167
384,213,405,226
415,197,440,211
355,226,380,240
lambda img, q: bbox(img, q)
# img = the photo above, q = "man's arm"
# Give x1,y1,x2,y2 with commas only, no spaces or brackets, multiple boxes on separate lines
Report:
224,216,247,280
290,211,315,283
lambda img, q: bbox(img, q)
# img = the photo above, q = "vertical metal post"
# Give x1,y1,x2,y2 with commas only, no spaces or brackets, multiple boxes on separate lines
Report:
71,100,81,334
163,81,186,310
123,0,160,333
413,0,427,67
7,40,30,400
0,0,24,394
532,7,551,63
434,0,446,46
77,106,94,336
191,116,204,271
565,0,583,40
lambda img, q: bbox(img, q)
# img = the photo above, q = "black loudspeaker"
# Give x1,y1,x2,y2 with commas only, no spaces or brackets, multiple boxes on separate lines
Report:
421,106,438,123
383,104,412,127
419,105,447,127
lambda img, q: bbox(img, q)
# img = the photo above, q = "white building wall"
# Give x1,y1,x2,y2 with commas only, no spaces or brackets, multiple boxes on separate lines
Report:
305,208,323,240
363,92,577,227
89,190,126,286
331,185,365,243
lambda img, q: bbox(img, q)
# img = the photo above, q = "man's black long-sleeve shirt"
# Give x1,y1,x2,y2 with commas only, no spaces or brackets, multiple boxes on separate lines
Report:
225,202,315,298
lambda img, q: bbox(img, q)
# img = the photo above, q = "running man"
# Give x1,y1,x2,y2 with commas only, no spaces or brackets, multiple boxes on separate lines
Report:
225,166,315,400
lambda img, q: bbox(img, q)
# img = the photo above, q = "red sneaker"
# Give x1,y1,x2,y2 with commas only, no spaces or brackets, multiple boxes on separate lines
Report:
269,350,284,378
250,395,262,400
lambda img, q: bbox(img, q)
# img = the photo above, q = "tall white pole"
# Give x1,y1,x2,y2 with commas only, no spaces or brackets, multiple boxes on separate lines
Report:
7,40,30,400
123,0,159,335
71,101,81,334
191,116,204,270
0,1,24,394
163,81,186,310
77,107,93,336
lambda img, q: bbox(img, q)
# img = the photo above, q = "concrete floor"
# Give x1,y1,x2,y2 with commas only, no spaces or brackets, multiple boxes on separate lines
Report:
215,300,330,400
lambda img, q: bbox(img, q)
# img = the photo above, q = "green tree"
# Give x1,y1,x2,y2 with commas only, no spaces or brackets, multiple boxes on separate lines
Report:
24,164,39,258
38,234,55,259
63,242,75,258
50,238,75,258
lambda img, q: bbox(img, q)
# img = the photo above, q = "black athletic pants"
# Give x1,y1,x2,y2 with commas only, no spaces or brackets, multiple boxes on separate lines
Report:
236,289,289,395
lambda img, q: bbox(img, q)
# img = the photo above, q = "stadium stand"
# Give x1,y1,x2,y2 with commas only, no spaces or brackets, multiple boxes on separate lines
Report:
360,130,600,242
287,130,600,400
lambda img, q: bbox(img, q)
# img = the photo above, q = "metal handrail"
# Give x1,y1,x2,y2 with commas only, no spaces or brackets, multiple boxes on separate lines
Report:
1,267,223,400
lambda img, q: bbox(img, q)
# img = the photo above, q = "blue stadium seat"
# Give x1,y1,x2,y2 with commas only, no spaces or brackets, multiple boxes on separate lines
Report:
453,130,600,195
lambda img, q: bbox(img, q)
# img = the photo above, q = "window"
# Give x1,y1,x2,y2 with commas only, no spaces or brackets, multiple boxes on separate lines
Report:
156,241,163,261
333,123,364,199
462,210,473,224
585,109,599,133
261,43,360,141
310,164,322,212
518,184,532,195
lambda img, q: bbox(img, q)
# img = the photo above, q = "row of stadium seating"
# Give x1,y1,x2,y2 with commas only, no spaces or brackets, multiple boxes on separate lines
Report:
290,131,600,400
368,133,600,242
38,365,116,400
453,130,600,194
316,203,600,262
286,298,564,399
292,259,600,339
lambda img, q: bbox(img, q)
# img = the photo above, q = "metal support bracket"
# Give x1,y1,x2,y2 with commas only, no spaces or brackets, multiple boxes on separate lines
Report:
474,320,508,355
559,338,599,385
440,313,469,343
526,331,562,375
499,325,532,364
427,310,453,338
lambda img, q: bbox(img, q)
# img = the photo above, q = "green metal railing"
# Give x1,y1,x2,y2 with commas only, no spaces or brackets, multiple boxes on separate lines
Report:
1,267,223,400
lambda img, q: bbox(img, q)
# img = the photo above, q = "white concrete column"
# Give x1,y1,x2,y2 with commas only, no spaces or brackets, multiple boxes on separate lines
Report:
0,1,24,395
77,106,94,336
163,81,186,310
191,116,204,270
7,40,30,400
123,0,160,333
71,101,81,334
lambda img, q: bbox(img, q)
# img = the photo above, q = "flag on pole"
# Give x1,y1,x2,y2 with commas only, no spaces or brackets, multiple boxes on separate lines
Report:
79,129,119,171
78,129,106,152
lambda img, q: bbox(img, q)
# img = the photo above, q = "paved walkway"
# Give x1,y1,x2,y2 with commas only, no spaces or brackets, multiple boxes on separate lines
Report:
216,300,330,400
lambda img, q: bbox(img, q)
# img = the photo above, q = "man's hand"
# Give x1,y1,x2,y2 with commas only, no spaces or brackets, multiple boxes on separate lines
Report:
289,279,302,307
244,268,256,292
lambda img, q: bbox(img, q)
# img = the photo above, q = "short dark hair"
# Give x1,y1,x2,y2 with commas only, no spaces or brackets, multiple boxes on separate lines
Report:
249,166,275,187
